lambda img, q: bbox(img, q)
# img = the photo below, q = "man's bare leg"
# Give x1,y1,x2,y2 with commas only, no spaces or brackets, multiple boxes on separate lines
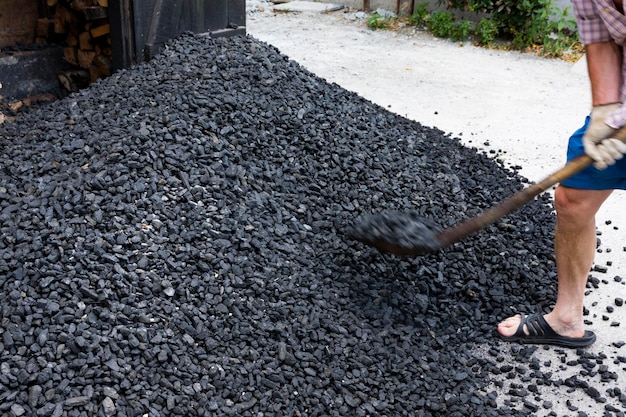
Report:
497,185,612,339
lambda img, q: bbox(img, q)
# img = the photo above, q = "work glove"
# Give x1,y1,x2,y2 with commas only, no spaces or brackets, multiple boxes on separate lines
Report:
583,103,626,170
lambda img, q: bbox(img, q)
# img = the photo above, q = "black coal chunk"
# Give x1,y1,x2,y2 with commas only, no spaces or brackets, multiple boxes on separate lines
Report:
0,32,567,416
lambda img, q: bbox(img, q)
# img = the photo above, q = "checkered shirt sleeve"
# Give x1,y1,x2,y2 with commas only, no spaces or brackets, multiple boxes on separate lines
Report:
572,0,626,127
572,0,614,43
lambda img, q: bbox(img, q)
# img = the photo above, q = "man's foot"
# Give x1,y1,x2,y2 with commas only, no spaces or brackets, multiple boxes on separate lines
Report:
497,313,596,348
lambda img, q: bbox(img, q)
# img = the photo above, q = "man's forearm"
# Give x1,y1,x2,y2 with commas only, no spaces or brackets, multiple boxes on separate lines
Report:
586,41,623,106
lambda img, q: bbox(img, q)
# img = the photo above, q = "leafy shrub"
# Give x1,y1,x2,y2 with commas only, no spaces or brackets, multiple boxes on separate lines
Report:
451,20,473,41
428,11,456,38
445,0,551,46
475,18,499,45
427,11,471,42
408,2,430,27
367,0,580,59
367,12,389,29
441,0,579,54
540,8,579,57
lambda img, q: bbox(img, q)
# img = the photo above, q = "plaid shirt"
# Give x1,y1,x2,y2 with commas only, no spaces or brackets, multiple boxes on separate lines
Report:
572,0,626,127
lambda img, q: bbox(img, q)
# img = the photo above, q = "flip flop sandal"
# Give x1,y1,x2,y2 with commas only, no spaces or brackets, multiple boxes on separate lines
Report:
499,313,596,348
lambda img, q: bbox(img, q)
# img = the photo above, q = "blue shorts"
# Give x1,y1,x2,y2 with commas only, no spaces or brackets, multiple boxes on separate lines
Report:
560,116,626,190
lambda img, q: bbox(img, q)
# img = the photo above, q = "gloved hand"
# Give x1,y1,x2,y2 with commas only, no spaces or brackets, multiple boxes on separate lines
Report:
583,103,626,170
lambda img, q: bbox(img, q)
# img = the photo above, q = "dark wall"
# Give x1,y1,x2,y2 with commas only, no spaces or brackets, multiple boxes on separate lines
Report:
0,0,39,48
110,0,246,70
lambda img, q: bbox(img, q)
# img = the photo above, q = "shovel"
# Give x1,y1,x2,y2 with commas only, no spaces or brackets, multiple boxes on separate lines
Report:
347,128,626,256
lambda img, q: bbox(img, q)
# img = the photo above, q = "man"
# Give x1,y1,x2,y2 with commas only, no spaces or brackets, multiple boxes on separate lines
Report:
497,0,626,348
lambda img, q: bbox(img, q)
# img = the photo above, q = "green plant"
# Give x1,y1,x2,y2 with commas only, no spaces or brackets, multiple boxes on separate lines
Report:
541,30,580,58
367,12,389,30
428,11,456,38
365,0,580,60
437,0,580,57
550,6,577,36
451,20,472,41
443,0,550,46
408,2,430,27
475,18,499,45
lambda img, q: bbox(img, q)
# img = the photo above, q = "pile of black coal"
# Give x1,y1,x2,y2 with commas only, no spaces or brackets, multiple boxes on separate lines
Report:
0,33,615,416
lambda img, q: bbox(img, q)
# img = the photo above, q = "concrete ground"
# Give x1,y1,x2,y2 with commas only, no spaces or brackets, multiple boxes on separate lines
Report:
245,2,626,415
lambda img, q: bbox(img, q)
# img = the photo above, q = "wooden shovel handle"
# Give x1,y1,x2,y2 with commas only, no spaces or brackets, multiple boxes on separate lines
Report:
435,126,626,249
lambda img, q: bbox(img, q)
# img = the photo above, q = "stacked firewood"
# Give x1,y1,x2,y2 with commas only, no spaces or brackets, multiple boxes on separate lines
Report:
38,0,111,91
